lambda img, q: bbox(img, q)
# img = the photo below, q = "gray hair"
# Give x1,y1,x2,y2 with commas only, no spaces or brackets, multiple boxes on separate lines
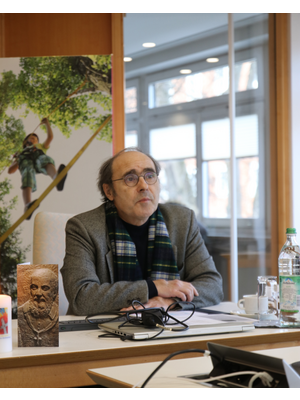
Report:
97,147,161,202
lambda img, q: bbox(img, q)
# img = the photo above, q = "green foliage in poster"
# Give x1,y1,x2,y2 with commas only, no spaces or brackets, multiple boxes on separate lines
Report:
0,55,112,142
0,179,29,317
0,115,26,174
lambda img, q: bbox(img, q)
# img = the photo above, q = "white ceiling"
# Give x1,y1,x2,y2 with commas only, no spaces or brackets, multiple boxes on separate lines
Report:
123,13,267,79
124,13,260,57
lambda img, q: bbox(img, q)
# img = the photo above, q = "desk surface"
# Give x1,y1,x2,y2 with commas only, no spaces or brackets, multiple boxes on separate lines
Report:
1,302,300,388
87,346,300,388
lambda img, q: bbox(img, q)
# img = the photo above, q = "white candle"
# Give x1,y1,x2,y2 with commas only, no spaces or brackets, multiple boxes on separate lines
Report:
0,295,12,353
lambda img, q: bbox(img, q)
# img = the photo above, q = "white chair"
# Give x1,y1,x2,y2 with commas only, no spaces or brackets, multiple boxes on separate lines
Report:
33,211,74,315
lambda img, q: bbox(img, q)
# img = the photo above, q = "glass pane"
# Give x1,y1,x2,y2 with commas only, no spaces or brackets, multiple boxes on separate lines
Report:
202,156,259,219
202,160,230,218
202,114,259,161
237,157,259,218
158,158,198,215
233,14,270,302
125,130,138,147
125,87,137,113
236,60,258,91
149,59,258,109
150,124,196,161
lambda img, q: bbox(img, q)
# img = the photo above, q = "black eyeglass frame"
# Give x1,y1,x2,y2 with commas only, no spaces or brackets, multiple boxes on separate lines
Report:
111,171,158,187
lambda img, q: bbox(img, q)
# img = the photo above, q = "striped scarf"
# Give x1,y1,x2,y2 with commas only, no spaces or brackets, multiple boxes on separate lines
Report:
105,202,180,282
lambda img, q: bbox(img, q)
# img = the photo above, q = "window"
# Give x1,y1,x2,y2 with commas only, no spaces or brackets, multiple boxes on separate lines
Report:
126,49,265,230
148,59,258,109
125,129,138,148
125,14,270,301
125,79,139,147
201,115,259,219
149,124,197,213
125,86,137,113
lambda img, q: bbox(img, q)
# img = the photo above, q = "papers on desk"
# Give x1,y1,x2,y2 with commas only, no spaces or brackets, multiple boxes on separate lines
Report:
167,310,253,327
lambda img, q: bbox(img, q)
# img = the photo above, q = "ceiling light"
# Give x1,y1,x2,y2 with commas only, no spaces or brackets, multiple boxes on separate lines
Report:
206,57,219,63
180,69,192,74
142,42,156,48
124,57,132,62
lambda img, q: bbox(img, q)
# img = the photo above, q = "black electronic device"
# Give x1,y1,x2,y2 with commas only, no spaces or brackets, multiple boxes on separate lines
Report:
59,318,124,332
184,342,289,388
141,309,164,327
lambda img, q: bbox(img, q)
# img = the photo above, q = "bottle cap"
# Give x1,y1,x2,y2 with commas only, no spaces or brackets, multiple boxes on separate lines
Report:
286,228,297,234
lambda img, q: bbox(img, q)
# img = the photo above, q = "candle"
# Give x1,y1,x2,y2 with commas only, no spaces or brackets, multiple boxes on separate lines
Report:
0,295,12,353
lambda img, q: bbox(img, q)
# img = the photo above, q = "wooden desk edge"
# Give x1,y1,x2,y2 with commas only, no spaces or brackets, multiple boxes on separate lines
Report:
86,370,133,388
1,329,300,370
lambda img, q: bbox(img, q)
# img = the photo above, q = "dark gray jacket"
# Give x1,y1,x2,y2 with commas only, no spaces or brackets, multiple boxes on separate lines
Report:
61,203,223,315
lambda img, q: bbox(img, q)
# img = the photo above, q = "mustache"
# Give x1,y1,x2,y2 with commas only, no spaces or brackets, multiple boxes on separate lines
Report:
136,194,154,202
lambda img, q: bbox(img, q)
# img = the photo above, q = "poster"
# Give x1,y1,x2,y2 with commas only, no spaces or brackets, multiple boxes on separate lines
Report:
0,55,113,315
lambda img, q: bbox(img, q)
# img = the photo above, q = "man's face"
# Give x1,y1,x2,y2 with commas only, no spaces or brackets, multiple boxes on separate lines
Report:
103,151,160,226
30,273,56,311
26,134,39,146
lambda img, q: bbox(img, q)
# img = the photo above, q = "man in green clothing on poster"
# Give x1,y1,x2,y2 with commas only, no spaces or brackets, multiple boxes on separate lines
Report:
8,117,67,220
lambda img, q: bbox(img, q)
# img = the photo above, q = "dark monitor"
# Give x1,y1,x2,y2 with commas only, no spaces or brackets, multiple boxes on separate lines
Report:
185,342,288,388
207,342,288,388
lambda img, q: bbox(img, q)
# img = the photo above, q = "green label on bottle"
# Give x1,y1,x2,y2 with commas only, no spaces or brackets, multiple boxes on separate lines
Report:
280,276,300,313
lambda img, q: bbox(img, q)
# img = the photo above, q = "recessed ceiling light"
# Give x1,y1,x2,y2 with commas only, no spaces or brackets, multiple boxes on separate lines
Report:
142,42,156,48
180,69,192,74
124,57,132,62
206,57,219,63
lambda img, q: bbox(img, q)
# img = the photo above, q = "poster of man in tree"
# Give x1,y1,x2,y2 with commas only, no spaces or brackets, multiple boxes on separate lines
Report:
0,55,113,315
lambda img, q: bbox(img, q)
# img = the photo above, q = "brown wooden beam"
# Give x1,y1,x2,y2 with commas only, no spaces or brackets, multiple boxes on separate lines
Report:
269,13,292,276
112,13,125,154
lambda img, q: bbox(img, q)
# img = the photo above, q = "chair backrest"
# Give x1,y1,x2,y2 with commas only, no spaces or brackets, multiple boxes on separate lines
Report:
33,211,74,315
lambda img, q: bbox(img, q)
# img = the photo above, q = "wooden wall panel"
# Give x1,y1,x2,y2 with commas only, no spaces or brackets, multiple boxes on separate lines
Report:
0,14,4,57
2,13,112,57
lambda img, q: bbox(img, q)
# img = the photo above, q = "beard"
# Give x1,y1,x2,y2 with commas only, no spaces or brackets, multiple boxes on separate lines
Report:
28,298,53,318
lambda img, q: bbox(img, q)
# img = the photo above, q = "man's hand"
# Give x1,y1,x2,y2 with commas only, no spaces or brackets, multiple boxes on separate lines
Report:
121,296,175,312
41,117,49,125
153,279,198,302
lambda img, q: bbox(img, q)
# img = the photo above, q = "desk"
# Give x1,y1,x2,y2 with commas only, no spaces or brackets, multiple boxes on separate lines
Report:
87,346,300,388
1,302,300,388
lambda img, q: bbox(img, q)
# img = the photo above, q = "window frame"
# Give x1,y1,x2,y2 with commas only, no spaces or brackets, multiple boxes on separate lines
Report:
144,46,265,117
197,101,266,236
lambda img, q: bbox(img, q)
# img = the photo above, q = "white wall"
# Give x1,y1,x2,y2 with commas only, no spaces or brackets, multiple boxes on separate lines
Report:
291,14,300,232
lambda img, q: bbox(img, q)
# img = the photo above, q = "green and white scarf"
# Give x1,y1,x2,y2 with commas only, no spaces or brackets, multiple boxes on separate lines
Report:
105,202,180,282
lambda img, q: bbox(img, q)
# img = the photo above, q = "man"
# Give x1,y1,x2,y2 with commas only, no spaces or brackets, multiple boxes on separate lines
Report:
61,147,223,315
18,268,59,347
8,117,67,220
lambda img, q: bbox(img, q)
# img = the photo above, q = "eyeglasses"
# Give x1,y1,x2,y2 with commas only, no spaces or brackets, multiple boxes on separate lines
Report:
112,171,158,187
